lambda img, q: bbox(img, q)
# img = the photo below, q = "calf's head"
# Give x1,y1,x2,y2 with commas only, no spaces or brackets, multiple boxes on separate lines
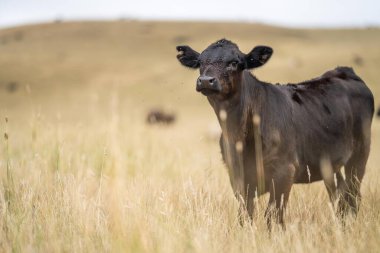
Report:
176,39,273,99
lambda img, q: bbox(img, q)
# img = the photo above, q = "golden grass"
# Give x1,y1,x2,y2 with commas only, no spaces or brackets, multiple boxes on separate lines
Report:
0,21,380,252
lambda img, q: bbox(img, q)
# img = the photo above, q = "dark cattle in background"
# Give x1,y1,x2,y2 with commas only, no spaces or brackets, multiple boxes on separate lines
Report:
377,106,380,117
353,55,364,66
6,81,19,93
176,39,374,228
146,109,176,125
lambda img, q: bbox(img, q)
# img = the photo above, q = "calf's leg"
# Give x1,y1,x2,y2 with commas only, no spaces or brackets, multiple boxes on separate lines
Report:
338,148,368,218
323,168,345,207
265,164,295,230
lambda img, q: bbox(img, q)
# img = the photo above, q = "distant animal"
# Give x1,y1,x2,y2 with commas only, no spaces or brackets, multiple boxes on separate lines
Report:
377,106,380,117
353,55,364,66
176,39,374,228
6,81,19,93
146,109,176,125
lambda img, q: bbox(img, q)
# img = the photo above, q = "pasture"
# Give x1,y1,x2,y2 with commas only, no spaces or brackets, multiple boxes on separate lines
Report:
0,21,380,252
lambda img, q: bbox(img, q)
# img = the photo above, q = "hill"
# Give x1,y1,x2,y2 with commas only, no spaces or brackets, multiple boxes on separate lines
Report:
0,21,379,121
0,21,379,252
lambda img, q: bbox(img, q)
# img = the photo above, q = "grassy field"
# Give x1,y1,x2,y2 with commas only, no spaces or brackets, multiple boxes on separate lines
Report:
0,20,379,252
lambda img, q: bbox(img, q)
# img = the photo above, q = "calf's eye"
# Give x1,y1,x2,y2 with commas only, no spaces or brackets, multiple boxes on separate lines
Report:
230,61,237,67
228,61,239,70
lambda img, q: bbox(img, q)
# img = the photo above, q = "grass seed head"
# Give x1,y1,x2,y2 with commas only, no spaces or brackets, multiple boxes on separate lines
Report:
219,110,227,121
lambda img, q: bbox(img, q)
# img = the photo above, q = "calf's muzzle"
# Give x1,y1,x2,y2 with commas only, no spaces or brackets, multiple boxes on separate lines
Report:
196,76,222,95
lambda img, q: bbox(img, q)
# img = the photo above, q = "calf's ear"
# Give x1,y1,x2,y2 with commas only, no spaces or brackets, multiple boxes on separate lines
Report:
244,46,273,69
176,45,200,69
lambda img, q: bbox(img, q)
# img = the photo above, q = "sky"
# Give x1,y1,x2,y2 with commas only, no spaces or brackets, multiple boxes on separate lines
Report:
0,0,379,28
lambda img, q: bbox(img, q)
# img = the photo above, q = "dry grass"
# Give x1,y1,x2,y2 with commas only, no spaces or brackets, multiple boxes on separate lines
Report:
0,21,380,252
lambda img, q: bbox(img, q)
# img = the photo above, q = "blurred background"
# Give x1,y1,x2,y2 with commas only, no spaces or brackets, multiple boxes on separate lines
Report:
1,0,379,127
0,1,380,252
1,0,380,28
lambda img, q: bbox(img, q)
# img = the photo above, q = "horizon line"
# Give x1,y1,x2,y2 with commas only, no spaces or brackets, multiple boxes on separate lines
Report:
1,16,380,30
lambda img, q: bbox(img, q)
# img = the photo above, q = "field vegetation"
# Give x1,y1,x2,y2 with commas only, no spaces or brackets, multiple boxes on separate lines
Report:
0,21,379,252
